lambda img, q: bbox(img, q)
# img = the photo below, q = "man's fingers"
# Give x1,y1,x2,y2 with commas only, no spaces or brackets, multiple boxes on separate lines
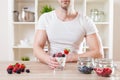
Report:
48,56,59,69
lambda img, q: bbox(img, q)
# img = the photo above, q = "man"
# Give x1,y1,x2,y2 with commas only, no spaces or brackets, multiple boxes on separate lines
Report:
33,0,103,69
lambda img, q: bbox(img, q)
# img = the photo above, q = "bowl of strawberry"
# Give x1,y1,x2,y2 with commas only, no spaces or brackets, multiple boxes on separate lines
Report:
94,58,114,77
94,67,112,77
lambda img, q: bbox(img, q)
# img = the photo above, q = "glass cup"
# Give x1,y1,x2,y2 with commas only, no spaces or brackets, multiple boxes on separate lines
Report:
55,57,66,70
94,58,114,77
77,57,94,74
52,52,66,71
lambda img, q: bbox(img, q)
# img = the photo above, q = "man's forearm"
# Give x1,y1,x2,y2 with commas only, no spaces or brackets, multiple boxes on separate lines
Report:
79,50,102,58
33,46,50,64
70,50,103,62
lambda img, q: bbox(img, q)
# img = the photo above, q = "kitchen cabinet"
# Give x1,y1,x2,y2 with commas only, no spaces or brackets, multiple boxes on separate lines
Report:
9,0,113,61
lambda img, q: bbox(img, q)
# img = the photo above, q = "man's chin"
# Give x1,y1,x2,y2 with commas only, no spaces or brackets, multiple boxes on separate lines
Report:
61,6,69,10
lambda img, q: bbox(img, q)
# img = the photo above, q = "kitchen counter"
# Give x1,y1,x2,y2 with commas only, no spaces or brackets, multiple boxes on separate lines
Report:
0,61,120,80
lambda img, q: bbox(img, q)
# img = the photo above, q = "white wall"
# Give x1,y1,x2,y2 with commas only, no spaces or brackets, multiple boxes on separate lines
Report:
113,0,120,61
0,0,11,61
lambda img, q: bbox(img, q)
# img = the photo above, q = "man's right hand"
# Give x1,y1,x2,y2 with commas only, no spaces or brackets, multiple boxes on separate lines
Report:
47,56,59,69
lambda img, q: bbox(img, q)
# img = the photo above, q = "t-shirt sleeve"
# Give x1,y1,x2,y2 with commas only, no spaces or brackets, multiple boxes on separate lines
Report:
36,14,47,30
84,16,98,35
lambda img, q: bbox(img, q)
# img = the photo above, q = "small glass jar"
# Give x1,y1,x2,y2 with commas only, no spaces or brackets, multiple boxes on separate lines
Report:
94,58,114,77
98,11,105,22
77,57,94,74
90,9,99,22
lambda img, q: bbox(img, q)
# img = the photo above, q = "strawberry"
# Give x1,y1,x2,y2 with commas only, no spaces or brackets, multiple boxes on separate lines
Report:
64,48,70,55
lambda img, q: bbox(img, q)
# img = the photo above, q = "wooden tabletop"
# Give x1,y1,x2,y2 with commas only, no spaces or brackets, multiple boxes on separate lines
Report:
0,61,120,80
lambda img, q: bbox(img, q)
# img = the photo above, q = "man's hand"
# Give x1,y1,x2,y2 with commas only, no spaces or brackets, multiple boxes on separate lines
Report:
48,56,59,69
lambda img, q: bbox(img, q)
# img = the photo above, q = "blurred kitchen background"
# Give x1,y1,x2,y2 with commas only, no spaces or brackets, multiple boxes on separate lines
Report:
0,0,119,61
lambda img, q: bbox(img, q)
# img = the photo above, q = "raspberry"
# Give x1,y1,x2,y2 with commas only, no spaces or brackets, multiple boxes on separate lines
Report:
13,67,18,73
19,64,25,70
7,65,14,70
57,52,62,57
94,68,112,77
102,68,112,77
6,63,28,74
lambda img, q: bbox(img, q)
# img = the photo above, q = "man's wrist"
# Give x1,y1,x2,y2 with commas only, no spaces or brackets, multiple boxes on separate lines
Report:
75,54,79,61
71,53,79,62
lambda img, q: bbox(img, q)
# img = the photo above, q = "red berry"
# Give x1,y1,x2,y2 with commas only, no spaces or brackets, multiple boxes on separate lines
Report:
15,63,20,68
57,52,63,57
7,65,14,70
107,68,112,74
19,64,25,69
93,68,97,71
13,67,18,73
95,68,103,76
102,68,112,77
64,49,70,55
7,63,28,74
95,68,112,77
21,68,25,72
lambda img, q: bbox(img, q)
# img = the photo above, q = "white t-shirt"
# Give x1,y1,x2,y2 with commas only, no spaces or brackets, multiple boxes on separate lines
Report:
37,11,98,55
